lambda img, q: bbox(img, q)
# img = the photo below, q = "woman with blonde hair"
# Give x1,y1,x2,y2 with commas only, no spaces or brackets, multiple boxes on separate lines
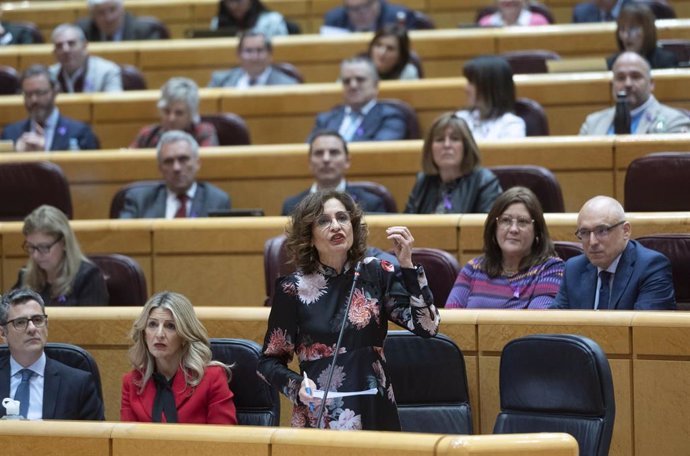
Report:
121,291,237,424
15,204,108,306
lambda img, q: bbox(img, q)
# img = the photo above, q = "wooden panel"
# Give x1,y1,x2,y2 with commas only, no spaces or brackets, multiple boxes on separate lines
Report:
436,434,578,456
0,420,113,456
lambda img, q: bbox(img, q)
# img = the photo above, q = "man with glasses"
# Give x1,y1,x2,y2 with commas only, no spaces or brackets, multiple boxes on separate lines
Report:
0,64,100,151
208,31,299,88
0,288,104,420
308,57,407,142
323,0,419,32
552,195,675,310
77,0,165,42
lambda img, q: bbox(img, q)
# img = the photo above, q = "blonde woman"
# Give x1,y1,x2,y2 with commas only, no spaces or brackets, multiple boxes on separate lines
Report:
121,291,237,424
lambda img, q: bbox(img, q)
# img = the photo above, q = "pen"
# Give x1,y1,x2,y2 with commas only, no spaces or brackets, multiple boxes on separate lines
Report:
303,371,315,413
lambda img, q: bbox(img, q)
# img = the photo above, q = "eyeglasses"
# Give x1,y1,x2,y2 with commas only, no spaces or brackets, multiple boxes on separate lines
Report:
341,76,369,86
3,314,48,331
619,26,642,37
496,215,534,230
315,211,351,229
574,220,625,241
22,236,63,255
23,88,53,99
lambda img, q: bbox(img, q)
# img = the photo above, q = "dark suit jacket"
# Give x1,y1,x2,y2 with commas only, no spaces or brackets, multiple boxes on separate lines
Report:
0,22,38,44
572,0,630,23
281,185,388,215
0,115,100,151
77,12,163,42
324,0,418,31
309,102,407,142
14,260,109,306
118,181,231,218
120,366,237,424
552,240,676,310
0,355,104,420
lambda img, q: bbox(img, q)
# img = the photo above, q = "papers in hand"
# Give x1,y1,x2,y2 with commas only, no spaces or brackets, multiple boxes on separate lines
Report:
312,388,377,399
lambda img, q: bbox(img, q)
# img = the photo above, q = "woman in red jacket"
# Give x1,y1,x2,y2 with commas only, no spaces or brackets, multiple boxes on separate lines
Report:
120,291,237,424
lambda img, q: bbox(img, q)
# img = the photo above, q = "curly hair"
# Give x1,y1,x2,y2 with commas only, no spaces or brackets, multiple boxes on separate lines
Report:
285,190,368,274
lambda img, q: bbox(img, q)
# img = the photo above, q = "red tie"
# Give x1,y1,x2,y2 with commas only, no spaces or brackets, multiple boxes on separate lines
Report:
174,194,188,218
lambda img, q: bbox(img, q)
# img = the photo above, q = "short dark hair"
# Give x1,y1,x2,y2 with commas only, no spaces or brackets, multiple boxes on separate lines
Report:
463,55,516,119
20,64,58,90
308,130,349,157
0,288,46,326
421,112,481,176
238,30,272,53
368,23,411,80
616,4,657,57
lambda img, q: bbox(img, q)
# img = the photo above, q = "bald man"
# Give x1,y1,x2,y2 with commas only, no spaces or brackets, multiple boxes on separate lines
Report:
552,196,675,310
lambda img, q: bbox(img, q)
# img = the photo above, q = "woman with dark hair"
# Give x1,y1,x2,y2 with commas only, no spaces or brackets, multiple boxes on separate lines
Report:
455,55,526,140
258,190,439,431
368,24,419,80
446,187,564,309
606,3,677,69
404,112,502,214
211,0,288,37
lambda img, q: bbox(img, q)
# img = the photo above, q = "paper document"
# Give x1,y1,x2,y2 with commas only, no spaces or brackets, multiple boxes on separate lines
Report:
312,388,377,399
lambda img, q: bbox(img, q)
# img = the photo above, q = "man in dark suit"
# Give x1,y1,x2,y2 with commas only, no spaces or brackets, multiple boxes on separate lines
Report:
77,0,165,42
0,289,104,420
282,130,389,215
0,64,100,151
308,57,408,142
572,0,630,23
0,10,39,45
323,0,419,32
118,130,231,218
552,196,675,310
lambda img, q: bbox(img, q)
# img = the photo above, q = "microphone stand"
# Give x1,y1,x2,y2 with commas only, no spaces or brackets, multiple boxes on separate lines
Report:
315,261,363,429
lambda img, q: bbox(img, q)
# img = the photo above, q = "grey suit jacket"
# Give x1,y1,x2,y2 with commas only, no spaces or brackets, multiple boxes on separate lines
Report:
208,67,299,88
49,55,122,92
308,102,407,142
118,182,231,218
579,97,690,135
77,12,164,42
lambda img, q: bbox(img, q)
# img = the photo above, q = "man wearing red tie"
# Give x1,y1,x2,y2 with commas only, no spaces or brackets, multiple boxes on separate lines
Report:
117,130,231,219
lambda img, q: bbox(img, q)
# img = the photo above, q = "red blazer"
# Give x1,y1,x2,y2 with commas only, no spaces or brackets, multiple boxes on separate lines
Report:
120,365,237,424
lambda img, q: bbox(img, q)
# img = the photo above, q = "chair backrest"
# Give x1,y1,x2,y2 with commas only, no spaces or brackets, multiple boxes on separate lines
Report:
636,234,690,309
488,165,565,212
411,10,435,29
200,113,251,146
476,3,555,24
408,50,424,78
553,241,584,261
272,62,305,83
109,180,161,218
137,16,171,39
502,50,561,74
0,162,73,220
0,65,20,95
285,19,302,34
494,334,615,456
120,64,147,90
0,342,104,402
347,180,398,213
209,338,280,426
87,254,148,306
12,21,44,43
379,98,420,139
384,331,471,434
659,39,690,66
624,152,690,211
514,97,550,136
634,0,676,19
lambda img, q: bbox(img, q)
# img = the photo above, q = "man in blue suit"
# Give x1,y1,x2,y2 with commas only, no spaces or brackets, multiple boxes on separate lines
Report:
0,64,100,151
572,0,630,23
0,289,104,420
323,0,420,32
552,196,675,310
308,57,408,143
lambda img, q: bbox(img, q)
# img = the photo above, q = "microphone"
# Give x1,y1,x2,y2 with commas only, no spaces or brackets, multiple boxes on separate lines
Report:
315,261,363,429
613,90,631,134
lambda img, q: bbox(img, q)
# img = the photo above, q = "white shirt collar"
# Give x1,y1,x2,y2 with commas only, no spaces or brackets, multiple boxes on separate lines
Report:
10,352,46,378
345,98,377,116
309,179,347,193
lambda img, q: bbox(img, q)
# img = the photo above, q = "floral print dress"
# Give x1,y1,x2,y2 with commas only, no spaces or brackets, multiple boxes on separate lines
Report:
258,256,440,431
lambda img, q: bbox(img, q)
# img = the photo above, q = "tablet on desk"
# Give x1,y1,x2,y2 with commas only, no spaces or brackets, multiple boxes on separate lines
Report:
208,208,265,217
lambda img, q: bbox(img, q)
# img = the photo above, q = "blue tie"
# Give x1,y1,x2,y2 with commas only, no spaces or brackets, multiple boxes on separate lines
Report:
598,271,612,310
14,369,34,418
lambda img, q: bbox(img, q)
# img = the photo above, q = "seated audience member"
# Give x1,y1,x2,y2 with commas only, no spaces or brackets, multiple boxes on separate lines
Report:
0,10,39,44
49,23,122,93
606,3,677,70
446,187,564,309
572,0,630,23
580,52,690,135
368,24,419,80
478,0,549,27
309,57,408,142
455,55,526,140
552,196,676,310
208,31,299,87
211,0,288,37
0,288,105,420
1,65,100,151
77,0,166,42
119,131,231,218
130,77,219,148
14,205,109,307
121,291,238,424
323,0,421,32
282,130,389,215
404,112,502,214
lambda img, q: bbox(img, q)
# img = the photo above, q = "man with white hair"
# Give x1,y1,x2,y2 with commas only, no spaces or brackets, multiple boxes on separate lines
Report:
49,23,122,93
552,195,675,310
77,0,165,42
